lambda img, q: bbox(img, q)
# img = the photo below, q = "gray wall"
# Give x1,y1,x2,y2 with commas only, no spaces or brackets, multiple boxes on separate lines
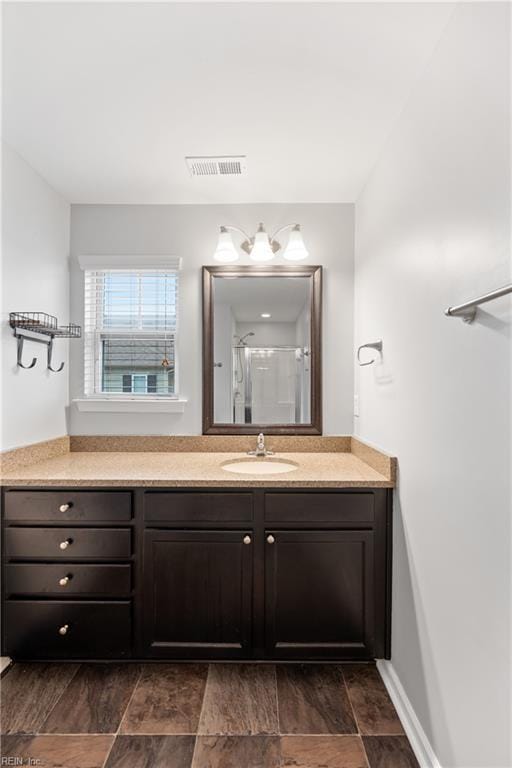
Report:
70,203,354,435
354,5,511,766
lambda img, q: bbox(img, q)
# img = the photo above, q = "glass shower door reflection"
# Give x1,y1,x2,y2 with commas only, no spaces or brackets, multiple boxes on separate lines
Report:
232,347,309,425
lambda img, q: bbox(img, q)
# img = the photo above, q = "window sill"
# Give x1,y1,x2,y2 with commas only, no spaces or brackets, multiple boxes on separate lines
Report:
73,398,187,414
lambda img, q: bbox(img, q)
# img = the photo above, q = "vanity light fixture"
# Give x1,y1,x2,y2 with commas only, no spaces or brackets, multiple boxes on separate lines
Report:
282,224,310,261
213,223,309,263
261,313,271,318
213,227,240,263
250,224,275,262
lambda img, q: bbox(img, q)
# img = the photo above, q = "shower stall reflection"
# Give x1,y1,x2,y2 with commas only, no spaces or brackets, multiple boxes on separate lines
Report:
232,343,310,425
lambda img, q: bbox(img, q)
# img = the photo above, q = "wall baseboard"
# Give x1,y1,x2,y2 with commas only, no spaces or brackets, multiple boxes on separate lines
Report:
377,660,442,768
0,657,13,677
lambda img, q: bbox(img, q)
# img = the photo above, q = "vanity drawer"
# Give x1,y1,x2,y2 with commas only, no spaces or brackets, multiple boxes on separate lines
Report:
5,563,132,597
4,490,132,523
264,492,375,524
144,492,253,523
4,601,131,659
5,528,132,560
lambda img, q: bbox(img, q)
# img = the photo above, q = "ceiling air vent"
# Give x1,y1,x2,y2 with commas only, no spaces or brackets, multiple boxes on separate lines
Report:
185,156,247,178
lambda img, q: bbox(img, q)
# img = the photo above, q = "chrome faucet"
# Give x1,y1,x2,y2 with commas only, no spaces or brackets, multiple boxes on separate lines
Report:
248,433,274,457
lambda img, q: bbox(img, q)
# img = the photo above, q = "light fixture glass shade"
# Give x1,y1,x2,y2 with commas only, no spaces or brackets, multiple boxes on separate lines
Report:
214,228,239,262
283,225,309,261
250,224,275,262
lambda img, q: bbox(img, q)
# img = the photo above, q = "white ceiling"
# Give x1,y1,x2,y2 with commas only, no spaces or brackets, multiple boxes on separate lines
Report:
2,2,454,204
214,276,309,322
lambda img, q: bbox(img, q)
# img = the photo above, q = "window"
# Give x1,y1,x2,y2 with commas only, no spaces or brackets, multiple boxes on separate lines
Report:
122,374,158,394
84,269,178,397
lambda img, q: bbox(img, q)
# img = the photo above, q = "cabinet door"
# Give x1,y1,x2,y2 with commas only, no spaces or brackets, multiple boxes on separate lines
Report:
143,530,253,658
265,530,374,659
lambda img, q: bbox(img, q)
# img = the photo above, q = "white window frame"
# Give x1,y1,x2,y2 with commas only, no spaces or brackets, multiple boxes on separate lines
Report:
74,258,187,413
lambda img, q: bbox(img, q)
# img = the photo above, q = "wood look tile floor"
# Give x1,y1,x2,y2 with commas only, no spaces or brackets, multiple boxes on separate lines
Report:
0,663,419,768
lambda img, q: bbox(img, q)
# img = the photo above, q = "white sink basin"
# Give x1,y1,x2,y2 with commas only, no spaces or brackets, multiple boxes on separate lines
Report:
221,457,299,475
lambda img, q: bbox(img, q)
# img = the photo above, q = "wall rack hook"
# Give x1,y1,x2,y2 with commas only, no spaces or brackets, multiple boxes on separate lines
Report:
357,339,383,366
16,335,38,369
47,338,65,372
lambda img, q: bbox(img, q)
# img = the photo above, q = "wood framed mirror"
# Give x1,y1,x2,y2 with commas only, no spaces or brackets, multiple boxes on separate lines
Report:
202,265,322,435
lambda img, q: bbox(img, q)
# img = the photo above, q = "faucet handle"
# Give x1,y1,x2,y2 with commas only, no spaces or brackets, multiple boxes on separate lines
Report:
248,432,270,457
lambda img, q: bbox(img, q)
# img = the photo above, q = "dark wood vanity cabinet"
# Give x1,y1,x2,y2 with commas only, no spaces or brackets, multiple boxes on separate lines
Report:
2,486,392,662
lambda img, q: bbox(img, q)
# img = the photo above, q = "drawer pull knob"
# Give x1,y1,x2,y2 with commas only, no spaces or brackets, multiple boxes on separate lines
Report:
59,538,72,550
243,535,251,545
59,503,72,513
59,576,71,587
267,535,275,544
58,624,69,636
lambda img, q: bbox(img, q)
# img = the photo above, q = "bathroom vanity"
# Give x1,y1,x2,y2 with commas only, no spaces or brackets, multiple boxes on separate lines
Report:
1,264,395,663
1,453,393,663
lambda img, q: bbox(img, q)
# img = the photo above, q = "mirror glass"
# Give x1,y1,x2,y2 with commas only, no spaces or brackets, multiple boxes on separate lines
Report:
212,275,312,426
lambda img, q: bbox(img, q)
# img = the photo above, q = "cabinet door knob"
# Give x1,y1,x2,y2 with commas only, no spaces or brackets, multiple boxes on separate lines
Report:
59,538,72,550
59,503,72,513
267,535,275,544
243,535,251,545
59,576,70,587
58,624,69,636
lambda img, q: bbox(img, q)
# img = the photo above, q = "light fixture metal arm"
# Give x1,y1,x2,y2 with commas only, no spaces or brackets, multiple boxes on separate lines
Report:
222,225,253,244
270,223,299,242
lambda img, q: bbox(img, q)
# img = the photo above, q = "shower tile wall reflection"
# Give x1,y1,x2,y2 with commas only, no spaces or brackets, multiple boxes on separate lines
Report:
212,276,312,426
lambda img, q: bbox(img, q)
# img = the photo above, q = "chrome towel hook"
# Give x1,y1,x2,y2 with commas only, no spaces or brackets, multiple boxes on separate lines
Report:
47,338,65,373
357,340,383,366
16,335,37,369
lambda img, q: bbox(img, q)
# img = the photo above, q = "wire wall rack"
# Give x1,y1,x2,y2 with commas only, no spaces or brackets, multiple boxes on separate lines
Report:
9,312,81,372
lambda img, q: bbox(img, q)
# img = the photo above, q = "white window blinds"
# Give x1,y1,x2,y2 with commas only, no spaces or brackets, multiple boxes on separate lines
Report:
83,269,179,397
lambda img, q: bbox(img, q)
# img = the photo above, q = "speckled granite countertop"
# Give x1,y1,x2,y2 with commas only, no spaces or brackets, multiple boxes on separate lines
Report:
0,450,394,488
